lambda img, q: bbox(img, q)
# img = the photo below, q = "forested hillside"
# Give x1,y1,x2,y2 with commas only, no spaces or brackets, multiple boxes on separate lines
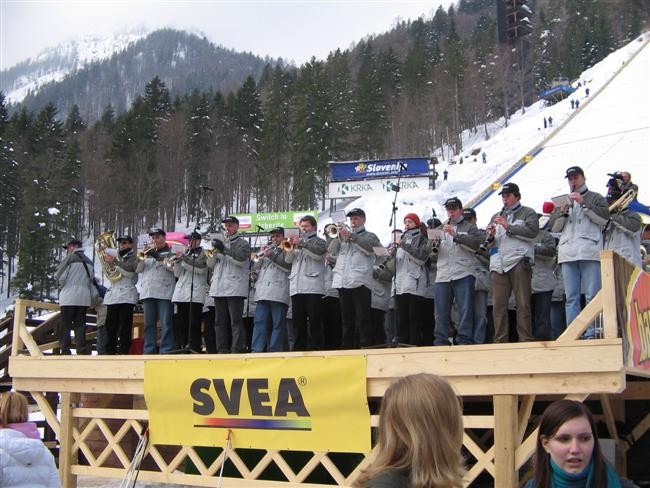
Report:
0,0,648,300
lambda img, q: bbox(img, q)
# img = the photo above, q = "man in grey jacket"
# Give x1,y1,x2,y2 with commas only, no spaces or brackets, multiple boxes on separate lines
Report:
433,198,482,346
103,235,138,354
285,216,327,350
331,208,381,348
136,228,176,354
549,166,609,337
487,183,539,343
251,227,291,352
55,238,93,355
208,216,251,353
603,187,642,267
172,231,209,352
531,218,558,341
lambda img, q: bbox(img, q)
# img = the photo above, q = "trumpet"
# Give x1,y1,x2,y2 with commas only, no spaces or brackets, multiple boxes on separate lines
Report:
279,239,294,251
163,254,183,268
251,244,278,263
204,248,219,258
137,245,156,260
609,188,636,213
326,223,351,239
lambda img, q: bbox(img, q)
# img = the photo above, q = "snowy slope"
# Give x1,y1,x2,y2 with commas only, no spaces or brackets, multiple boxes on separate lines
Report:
332,32,649,244
2,30,147,104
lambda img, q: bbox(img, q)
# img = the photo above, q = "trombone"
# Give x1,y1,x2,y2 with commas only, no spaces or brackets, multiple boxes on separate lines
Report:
609,188,636,213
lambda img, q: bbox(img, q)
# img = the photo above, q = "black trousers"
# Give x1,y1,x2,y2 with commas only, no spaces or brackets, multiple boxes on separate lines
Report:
395,293,430,346
175,302,205,351
215,297,246,353
532,291,552,341
59,306,89,355
291,294,323,351
322,296,342,350
104,303,134,354
202,306,217,353
338,286,373,349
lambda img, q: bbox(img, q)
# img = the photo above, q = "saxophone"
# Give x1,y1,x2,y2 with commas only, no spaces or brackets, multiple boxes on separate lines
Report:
95,231,122,283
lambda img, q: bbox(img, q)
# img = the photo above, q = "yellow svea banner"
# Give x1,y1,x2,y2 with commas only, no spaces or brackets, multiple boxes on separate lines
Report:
144,355,370,453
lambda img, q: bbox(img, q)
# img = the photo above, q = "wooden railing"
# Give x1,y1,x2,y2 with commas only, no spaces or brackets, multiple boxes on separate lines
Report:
7,251,650,487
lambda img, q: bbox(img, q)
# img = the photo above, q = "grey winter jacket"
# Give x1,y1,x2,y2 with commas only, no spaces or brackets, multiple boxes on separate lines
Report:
208,232,251,298
433,217,482,283
549,185,609,263
103,249,139,305
172,249,209,303
330,225,381,289
55,249,94,307
285,231,327,296
323,238,339,298
488,202,539,274
253,249,291,305
394,228,430,297
531,229,558,293
604,209,642,267
371,257,393,312
136,245,176,300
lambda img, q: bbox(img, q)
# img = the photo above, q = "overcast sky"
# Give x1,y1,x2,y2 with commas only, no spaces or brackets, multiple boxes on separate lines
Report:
1,0,455,71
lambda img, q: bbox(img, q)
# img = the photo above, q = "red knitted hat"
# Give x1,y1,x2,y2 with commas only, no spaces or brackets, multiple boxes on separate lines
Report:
404,213,421,226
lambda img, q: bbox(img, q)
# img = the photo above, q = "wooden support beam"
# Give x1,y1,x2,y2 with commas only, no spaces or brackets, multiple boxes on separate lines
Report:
557,292,602,341
600,251,618,338
517,395,535,444
59,392,79,488
11,298,26,355
494,395,518,488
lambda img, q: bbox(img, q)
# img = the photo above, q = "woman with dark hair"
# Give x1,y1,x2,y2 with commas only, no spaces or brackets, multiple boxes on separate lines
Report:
354,373,464,488
526,399,622,488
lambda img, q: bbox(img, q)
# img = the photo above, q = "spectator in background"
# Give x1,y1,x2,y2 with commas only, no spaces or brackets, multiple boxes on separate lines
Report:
322,226,342,349
549,166,609,338
525,400,622,488
486,183,539,343
619,171,638,193
443,169,449,181
0,391,60,487
354,374,464,488
55,238,93,355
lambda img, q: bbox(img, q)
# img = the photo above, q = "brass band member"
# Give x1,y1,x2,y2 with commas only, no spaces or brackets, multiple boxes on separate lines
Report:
548,166,609,338
251,227,291,352
391,213,430,346
603,186,642,267
54,238,94,355
136,228,176,354
208,216,251,353
171,231,209,352
103,235,138,354
331,208,381,348
285,216,327,350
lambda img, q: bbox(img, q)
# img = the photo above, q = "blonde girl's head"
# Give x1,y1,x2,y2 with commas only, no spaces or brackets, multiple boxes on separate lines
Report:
356,373,464,488
0,391,29,425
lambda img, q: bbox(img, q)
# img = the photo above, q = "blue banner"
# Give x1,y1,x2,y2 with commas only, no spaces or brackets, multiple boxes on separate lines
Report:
329,158,430,181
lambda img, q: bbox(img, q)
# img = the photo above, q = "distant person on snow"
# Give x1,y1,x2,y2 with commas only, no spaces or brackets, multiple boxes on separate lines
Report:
575,99,580,109
570,100,575,109
585,87,590,97
548,116,553,127
543,117,547,129
443,169,448,181
482,152,487,164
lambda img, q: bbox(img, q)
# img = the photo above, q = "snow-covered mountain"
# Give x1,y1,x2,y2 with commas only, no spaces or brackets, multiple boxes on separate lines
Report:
1,29,148,104
2,28,274,123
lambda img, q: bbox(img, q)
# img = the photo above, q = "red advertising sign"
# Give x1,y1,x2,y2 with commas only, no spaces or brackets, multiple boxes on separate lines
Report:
625,270,650,370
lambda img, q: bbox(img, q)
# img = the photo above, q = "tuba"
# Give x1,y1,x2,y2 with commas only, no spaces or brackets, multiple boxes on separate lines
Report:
95,231,122,283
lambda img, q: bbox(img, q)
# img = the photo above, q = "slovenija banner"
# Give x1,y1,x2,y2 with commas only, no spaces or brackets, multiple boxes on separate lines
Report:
329,157,430,181
144,356,370,452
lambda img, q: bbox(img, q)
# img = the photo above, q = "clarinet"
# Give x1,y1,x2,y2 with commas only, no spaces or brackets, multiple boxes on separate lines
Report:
479,207,506,252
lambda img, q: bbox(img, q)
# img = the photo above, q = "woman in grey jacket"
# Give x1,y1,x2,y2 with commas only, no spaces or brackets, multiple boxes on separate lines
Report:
55,238,93,355
391,213,431,346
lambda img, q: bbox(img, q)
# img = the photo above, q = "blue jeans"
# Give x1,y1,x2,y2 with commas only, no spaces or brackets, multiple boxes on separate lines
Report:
562,260,601,338
473,289,488,344
434,275,475,345
252,300,288,352
142,298,175,354
550,301,567,339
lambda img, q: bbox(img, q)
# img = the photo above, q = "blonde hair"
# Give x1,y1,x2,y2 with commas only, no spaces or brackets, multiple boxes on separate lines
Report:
355,374,464,488
0,391,29,425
